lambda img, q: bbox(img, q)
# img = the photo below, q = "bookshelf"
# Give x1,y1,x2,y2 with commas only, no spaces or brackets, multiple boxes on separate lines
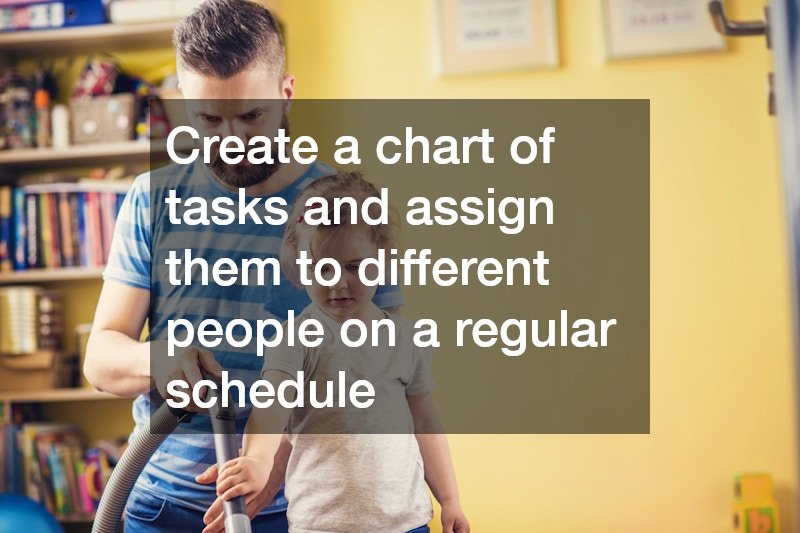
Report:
0,20,176,59
1,5,281,528
0,389,133,442
0,138,195,173
0,20,178,531
0,267,106,284
0,387,120,404
0,140,155,171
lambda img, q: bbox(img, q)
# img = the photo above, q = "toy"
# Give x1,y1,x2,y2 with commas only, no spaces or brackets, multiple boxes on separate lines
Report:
0,493,63,532
732,474,780,533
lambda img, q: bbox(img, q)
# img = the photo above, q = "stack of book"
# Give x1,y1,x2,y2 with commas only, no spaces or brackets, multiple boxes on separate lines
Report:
0,181,129,272
0,286,61,354
0,421,115,521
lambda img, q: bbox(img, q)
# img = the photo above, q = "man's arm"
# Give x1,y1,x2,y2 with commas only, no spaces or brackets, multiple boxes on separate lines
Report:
84,279,152,396
84,279,223,400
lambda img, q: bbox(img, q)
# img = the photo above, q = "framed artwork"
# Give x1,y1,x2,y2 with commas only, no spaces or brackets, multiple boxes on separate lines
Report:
602,0,725,60
432,0,558,76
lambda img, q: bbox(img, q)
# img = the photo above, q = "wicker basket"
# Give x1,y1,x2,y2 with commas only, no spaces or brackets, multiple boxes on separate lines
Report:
70,93,135,144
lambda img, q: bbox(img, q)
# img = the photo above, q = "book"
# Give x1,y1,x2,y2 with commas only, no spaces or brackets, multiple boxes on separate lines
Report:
12,187,26,271
47,442,71,516
75,192,89,267
84,190,101,266
0,185,11,272
108,0,202,24
61,444,83,517
25,192,39,269
5,423,24,494
21,423,83,517
58,191,75,267
69,192,82,267
0,0,107,32
38,192,53,268
46,192,61,268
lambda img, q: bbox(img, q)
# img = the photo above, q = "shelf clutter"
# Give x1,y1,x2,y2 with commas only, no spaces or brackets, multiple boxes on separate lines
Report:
0,284,121,522
0,406,126,523
0,59,172,153
0,283,93,391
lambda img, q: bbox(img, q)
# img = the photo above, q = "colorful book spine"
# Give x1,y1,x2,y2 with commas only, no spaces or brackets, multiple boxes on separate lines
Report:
12,187,26,271
58,191,75,267
38,192,53,268
85,191,101,266
0,186,11,272
48,443,72,516
9,181,130,270
25,192,39,269
46,193,61,268
75,192,89,267
69,192,82,267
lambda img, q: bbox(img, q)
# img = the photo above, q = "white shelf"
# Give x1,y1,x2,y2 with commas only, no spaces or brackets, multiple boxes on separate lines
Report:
0,387,127,403
0,140,153,167
0,266,105,285
0,20,176,58
0,138,188,171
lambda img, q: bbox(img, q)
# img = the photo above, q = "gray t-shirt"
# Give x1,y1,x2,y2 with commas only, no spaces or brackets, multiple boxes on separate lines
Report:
263,304,435,532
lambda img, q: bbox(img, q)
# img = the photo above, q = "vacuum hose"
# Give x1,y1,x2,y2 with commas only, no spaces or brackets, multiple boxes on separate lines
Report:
91,383,252,533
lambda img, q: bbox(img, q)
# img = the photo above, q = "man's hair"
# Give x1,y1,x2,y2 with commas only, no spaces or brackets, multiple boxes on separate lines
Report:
280,172,397,288
173,0,285,80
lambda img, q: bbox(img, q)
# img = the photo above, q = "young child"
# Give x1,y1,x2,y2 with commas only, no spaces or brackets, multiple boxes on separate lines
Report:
214,172,469,533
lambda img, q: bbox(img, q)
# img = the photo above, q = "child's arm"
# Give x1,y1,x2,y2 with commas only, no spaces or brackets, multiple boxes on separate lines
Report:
199,434,291,533
407,393,470,533
214,370,296,503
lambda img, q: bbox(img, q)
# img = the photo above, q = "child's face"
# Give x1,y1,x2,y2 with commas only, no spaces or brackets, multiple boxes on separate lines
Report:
304,227,383,323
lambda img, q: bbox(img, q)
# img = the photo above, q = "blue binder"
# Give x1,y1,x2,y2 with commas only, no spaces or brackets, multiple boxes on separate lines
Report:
0,0,106,31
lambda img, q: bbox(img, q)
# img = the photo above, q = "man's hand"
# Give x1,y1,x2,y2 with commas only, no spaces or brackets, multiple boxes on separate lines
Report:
196,456,282,533
151,342,222,411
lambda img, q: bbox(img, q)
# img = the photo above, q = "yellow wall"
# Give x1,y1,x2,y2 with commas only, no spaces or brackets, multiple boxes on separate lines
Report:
278,1,799,531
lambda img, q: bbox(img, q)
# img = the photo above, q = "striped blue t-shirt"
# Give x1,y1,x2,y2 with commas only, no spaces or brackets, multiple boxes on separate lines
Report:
104,160,403,513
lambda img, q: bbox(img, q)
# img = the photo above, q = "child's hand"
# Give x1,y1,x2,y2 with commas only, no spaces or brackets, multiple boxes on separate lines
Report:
214,455,273,502
441,501,470,533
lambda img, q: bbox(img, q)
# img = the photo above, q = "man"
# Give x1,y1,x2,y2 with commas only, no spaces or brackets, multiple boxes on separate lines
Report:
83,1,402,531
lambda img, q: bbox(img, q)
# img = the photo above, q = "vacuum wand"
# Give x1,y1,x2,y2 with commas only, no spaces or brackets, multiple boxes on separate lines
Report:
206,379,252,533
91,376,252,533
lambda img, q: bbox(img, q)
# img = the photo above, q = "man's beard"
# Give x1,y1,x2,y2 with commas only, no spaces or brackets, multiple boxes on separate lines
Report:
208,113,290,189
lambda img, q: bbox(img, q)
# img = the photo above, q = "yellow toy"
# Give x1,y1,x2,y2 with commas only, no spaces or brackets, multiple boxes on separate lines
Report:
732,474,779,533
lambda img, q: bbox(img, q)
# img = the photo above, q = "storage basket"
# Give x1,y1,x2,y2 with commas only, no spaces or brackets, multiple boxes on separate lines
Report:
70,93,135,144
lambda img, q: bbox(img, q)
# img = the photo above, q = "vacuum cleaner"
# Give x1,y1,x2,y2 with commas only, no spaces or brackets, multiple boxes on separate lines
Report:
91,380,252,533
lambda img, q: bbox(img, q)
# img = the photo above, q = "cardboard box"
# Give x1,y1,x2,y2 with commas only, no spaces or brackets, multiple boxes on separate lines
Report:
0,349,76,391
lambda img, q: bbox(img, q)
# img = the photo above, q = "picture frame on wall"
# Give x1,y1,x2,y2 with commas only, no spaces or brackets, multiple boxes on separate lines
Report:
432,0,558,76
602,0,725,60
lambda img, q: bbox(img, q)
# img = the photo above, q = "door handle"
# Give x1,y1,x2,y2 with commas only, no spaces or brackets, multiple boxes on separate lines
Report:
708,1,774,114
709,0,770,46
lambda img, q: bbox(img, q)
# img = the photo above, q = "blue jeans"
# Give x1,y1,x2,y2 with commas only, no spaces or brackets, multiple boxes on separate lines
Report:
124,488,288,533
124,488,430,533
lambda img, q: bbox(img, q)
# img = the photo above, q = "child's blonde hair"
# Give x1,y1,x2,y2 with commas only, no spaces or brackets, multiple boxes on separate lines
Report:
280,171,395,288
